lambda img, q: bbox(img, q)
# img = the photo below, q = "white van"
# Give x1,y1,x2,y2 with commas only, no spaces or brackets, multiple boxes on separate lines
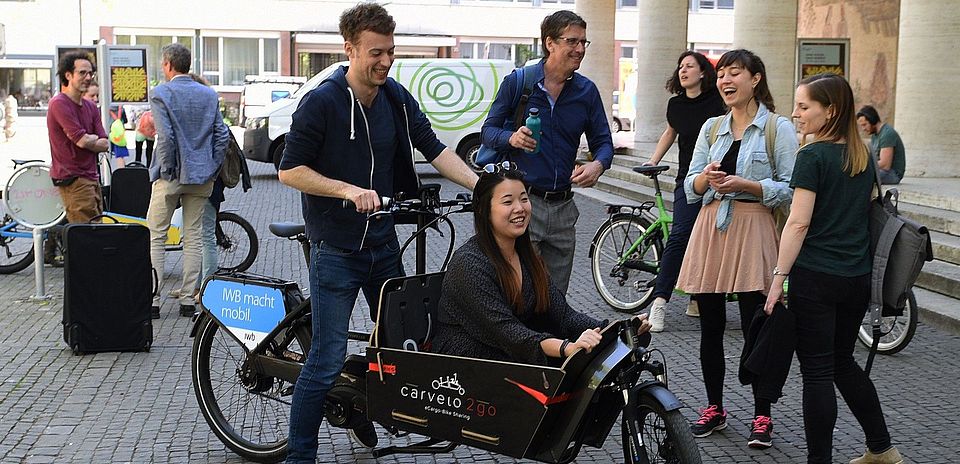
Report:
239,75,306,127
242,59,515,170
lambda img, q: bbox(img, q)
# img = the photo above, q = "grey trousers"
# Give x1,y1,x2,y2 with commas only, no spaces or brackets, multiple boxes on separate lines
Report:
878,168,901,185
528,195,579,295
146,178,214,306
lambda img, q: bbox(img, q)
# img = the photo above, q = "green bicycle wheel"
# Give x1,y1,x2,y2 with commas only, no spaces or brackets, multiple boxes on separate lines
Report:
590,214,663,312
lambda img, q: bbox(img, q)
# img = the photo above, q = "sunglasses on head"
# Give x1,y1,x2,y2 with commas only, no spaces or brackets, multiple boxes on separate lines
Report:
482,161,523,175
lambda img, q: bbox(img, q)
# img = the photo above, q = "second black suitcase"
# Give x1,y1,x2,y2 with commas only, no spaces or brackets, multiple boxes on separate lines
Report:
109,162,151,217
62,219,153,354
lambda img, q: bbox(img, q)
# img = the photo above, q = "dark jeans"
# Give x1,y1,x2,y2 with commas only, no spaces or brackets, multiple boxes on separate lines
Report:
694,291,765,408
789,266,891,464
654,185,702,300
286,239,403,463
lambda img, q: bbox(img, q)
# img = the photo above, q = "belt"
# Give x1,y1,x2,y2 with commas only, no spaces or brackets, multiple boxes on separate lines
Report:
734,198,760,203
528,186,573,202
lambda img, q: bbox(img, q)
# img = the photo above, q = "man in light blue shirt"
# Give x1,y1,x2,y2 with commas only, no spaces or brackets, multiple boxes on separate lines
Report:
146,43,229,319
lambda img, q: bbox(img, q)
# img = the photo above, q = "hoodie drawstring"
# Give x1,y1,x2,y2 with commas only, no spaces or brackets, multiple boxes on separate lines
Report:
347,86,356,140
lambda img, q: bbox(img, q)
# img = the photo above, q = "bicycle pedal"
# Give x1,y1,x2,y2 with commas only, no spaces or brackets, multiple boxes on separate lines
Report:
385,425,408,438
280,385,295,396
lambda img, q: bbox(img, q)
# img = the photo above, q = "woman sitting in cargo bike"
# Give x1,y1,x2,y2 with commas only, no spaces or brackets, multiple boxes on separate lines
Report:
365,163,700,464
433,162,651,364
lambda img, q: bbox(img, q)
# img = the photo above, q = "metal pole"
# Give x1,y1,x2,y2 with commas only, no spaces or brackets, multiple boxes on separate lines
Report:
30,226,52,301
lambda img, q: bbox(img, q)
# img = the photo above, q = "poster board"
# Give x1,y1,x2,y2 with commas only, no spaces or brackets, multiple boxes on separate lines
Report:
797,39,850,80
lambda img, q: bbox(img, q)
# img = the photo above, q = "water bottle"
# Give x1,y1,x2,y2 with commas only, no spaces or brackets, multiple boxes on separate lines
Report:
525,107,541,154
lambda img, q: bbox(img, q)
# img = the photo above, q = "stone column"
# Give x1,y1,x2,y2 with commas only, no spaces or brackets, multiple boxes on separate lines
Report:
633,0,688,144
895,0,960,177
733,0,798,116
576,1,616,133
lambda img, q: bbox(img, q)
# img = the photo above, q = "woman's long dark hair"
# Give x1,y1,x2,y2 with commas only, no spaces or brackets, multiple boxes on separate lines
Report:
716,49,775,112
473,171,550,315
665,50,717,95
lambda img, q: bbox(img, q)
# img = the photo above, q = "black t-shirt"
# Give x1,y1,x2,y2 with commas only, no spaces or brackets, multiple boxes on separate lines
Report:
666,87,726,183
790,142,875,276
720,140,741,176
363,91,398,245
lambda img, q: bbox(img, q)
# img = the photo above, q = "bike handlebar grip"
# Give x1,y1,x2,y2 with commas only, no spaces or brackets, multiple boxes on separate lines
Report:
342,197,393,210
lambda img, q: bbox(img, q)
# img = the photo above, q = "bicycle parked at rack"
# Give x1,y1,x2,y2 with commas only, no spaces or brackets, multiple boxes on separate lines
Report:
589,165,918,354
189,184,702,464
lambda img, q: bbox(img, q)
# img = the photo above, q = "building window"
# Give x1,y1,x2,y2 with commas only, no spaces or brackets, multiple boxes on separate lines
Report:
113,34,195,85
621,45,635,59
201,37,281,87
690,0,733,11
618,0,637,8
458,41,538,66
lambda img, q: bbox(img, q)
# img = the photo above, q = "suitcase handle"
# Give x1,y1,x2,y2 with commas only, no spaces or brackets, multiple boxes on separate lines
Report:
89,214,120,224
151,267,159,297
125,161,148,168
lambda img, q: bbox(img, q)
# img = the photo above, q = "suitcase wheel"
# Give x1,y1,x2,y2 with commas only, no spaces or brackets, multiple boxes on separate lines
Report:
72,345,83,356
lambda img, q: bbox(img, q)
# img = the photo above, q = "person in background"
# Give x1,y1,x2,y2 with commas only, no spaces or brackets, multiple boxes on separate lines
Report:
146,43,229,320
855,105,904,185
277,4,478,460
480,10,614,295
135,110,156,166
766,73,903,464
434,164,653,365
82,81,100,105
676,49,798,449
3,90,18,141
643,50,726,331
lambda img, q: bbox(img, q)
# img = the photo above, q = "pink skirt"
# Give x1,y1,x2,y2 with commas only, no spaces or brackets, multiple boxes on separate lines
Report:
676,200,779,294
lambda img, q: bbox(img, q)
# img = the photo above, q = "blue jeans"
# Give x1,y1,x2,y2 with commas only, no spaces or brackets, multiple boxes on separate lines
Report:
653,185,702,300
286,238,403,462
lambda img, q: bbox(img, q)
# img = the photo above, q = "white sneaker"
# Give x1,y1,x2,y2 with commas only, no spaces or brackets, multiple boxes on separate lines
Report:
686,299,700,317
649,298,667,332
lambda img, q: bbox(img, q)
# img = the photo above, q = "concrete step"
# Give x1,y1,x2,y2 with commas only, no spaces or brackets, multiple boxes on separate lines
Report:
898,202,960,237
913,286,960,336
592,175,674,211
915,259,960,301
930,230,960,266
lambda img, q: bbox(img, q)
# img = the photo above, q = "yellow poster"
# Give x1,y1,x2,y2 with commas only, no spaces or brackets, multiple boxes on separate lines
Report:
111,66,148,103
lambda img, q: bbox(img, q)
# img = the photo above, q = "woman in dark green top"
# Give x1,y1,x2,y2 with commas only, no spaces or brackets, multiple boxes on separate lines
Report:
764,74,902,464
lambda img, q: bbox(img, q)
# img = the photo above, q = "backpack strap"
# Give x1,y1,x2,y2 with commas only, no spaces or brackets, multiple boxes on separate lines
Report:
764,113,780,178
510,64,538,131
707,114,726,147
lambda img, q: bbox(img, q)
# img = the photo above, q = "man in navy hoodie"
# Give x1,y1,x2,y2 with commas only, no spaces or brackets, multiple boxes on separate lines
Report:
278,4,477,461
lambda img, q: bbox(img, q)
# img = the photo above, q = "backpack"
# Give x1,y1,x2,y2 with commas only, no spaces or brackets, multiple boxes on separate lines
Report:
708,112,789,231
475,64,538,166
220,131,252,191
864,156,932,373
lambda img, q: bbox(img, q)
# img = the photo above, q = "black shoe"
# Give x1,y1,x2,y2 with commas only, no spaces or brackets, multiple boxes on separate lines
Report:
690,404,727,437
747,415,773,449
179,304,196,317
51,256,64,268
151,306,160,319
348,420,379,449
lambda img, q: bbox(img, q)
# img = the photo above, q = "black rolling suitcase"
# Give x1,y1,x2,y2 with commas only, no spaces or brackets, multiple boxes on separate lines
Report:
62,216,153,354
109,162,151,217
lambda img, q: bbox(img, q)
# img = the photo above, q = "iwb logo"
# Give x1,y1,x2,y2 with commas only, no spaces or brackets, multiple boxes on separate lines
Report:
201,279,286,346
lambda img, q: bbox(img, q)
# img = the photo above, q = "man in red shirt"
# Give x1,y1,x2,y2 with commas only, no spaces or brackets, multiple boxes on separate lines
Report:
47,52,108,223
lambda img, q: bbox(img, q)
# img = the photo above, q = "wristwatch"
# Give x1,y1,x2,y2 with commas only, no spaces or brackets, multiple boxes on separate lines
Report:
772,266,789,277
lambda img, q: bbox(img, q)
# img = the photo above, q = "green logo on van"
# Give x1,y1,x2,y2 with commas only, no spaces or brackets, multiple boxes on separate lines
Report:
395,62,500,132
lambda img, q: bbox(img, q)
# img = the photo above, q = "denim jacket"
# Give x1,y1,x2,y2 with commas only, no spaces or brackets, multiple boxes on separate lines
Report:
684,103,798,230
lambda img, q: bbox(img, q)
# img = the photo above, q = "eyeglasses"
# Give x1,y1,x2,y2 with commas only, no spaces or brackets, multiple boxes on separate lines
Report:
75,70,95,77
482,161,523,176
556,37,591,49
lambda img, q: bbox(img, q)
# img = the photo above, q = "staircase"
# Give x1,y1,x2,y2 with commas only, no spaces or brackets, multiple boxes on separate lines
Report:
576,145,960,335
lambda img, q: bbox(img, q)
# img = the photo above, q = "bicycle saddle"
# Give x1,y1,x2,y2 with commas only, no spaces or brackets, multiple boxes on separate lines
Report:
268,222,305,238
632,165,670,175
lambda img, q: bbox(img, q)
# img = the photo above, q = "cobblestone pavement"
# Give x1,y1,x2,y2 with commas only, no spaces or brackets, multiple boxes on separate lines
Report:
1,161,958,463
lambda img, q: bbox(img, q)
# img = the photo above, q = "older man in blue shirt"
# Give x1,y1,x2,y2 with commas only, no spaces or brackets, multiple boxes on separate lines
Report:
146,43,229,319
481,10,614,294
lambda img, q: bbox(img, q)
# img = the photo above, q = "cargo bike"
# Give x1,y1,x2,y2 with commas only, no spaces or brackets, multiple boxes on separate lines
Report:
189,185,702,464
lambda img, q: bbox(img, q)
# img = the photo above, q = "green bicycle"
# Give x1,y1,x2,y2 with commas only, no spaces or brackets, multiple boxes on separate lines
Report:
589,165,673,312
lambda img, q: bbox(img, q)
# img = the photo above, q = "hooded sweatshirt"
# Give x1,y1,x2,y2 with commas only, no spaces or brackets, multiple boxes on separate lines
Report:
280,65,446,251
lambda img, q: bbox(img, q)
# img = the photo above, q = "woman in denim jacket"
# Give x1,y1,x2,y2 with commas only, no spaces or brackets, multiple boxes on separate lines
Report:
676,49,798,449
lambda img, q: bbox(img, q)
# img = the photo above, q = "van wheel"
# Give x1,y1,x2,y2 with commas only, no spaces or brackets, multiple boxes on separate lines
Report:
612,118,623,133
457,135,482,172
272,141,285,171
